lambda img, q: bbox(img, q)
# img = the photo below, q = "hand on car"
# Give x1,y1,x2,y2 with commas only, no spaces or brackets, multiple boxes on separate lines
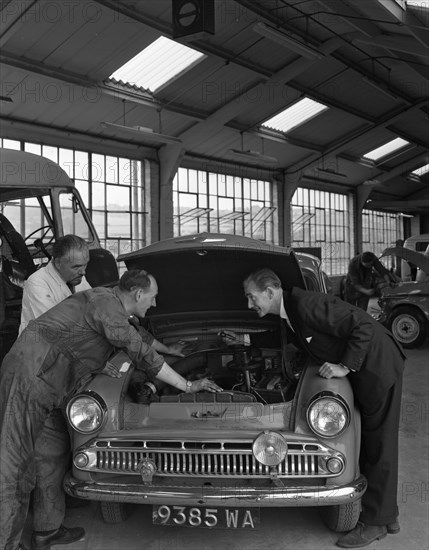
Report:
318,362,349,379
101,363,122,378
166,341,186,357
190,378,223,393
218,330,249,346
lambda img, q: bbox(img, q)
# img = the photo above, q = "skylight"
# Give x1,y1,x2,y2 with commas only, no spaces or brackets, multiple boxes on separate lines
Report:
109,36,206,93
412,163,429,176
406,1,429,8
261,97,328,134
363,137,409,161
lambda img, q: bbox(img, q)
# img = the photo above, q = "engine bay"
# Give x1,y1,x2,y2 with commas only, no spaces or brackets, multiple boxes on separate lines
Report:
128,331,306,405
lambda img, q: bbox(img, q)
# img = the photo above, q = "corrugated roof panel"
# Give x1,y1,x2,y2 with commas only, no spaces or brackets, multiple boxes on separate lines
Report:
363,138,410,161
261,98,328,134
109,36,206,92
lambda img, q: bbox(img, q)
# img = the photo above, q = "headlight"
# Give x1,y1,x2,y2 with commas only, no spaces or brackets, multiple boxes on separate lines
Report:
67,392,106,434
252,431,288,466
307,393,350,438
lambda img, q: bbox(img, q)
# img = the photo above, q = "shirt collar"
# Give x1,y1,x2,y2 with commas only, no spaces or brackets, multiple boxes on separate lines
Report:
280,297,287,320
46,260,67,286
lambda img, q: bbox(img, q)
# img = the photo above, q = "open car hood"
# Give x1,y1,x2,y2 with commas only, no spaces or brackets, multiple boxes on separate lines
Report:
381,247,429,275
117,233,305,316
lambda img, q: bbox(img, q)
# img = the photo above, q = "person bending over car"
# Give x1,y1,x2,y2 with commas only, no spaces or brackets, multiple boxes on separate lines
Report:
243,268,405,549
343,251,394,311
0,269,222,550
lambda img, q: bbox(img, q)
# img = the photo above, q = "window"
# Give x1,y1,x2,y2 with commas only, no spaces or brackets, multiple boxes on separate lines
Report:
173,168,274,242
362,210,403,262
291,188,350,275
0,139,147,263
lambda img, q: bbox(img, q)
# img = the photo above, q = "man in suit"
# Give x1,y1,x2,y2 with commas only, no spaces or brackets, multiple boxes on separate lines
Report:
243,268,405,549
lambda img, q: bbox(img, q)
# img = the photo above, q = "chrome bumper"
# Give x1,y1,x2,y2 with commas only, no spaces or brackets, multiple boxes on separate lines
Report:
64,473,367,508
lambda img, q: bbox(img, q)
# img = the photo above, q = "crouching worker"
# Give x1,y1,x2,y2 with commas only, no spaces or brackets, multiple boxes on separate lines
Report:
0,269,222,550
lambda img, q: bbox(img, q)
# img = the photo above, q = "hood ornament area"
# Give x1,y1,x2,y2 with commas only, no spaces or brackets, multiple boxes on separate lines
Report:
138,458,157,485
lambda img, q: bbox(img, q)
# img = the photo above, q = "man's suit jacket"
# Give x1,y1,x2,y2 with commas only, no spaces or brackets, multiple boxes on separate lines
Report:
283,287,405,407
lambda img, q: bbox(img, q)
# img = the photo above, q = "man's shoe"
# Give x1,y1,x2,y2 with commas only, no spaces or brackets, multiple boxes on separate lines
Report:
387,519,400,534
337,522,387,548
31,525,85,550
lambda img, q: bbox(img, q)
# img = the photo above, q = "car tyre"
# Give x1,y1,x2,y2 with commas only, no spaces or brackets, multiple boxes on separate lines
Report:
100,502,129,524
319,499,361,532
387,306,428,349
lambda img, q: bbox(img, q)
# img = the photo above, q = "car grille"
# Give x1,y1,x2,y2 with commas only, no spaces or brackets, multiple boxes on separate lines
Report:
86,439,339,478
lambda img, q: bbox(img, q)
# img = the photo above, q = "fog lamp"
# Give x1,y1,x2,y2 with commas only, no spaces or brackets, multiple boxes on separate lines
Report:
252,431,288,466
326,456,344,474
74,452,89,469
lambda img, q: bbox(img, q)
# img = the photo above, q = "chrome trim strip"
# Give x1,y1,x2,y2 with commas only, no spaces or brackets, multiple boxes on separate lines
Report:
64,473,367,508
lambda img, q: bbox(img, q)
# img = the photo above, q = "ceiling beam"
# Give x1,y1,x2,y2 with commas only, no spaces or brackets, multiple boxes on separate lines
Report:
0,51,207,121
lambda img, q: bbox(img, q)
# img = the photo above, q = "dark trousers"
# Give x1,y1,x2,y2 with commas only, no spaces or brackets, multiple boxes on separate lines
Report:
358,376,403,525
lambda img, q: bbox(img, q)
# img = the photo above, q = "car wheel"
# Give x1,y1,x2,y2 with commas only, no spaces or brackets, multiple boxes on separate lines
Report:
387,306,428,349
319,499,361,532
100,502,129,524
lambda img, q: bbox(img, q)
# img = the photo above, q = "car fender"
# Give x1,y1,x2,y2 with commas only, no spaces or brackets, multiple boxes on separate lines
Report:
293,363,361,487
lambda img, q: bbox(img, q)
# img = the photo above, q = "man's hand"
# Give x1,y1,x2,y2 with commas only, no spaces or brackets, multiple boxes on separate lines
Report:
166,341,186,357
318,362,349,379
218,330,249,346
190,378,223,393
101,363,122,378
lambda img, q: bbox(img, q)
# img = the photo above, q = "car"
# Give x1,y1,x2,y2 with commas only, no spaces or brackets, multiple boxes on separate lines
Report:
63,233,366,534
0,148,118,362
377,246,429,349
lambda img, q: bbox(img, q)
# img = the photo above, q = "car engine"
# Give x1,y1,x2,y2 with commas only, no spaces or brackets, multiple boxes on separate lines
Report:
128,331,305,405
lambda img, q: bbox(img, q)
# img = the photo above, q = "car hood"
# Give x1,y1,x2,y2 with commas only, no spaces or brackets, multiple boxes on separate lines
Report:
381,246,429,274
117,233,305,316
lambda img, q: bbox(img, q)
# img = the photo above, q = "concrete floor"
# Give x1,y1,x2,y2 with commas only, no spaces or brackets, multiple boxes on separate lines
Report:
22,340,429,550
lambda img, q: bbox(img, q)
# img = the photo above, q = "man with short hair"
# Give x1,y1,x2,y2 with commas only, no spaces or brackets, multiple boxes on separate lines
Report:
243,268,404,549
19,234,91,334
344,251,392,311
0,269,222,550
17,234,91,548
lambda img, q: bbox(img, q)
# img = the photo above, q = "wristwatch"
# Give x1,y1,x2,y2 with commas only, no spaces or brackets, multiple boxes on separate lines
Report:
185,380,193,393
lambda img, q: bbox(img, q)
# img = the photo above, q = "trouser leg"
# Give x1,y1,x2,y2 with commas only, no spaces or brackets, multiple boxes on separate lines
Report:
0,378,48,550
359,376,403,525
32,409,69,531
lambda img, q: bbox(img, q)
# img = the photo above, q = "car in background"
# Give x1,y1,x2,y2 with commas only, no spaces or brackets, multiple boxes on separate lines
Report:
377,246,429,348
64,233,365,534
0,148,119,362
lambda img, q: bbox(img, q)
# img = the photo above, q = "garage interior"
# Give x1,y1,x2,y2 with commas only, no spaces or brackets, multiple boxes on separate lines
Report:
0,0,428,549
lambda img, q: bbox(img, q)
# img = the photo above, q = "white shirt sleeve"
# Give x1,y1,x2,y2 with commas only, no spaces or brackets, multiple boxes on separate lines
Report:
19,263,71,334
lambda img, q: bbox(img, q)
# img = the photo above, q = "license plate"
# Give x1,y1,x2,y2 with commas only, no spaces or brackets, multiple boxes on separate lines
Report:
153,505,260,529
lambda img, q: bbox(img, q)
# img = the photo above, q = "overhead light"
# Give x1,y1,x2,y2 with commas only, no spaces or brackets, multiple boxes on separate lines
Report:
362,179,380,186
407,173,421,183
314,167,348,179
227,149,279,166
253,22,324,60
398,212,414,218
100,122,182,144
